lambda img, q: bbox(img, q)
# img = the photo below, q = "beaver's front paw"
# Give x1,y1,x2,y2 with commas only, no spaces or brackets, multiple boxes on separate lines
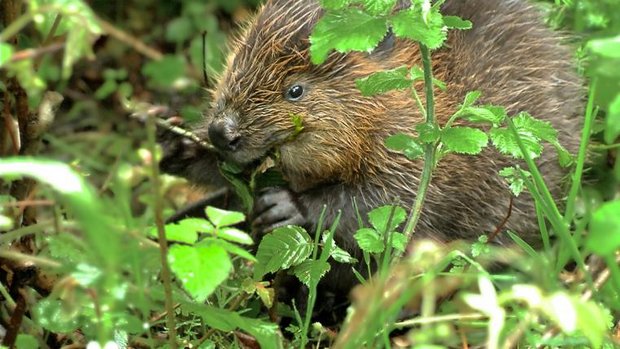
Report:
253,187,306,235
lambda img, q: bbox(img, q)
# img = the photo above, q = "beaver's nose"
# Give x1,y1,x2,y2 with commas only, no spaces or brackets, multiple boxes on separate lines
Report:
208,118,241,152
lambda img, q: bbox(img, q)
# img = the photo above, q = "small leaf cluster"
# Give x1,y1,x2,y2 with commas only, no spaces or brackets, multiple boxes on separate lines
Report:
310,0,472,64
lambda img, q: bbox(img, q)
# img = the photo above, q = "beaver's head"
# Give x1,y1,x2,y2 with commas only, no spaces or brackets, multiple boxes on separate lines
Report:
207,0,400,190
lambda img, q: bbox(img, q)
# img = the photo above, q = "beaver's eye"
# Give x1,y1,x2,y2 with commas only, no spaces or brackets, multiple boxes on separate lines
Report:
285,85,304,101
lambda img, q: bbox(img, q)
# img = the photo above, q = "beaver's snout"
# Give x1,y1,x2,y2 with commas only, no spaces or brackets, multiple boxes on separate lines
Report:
208,117,241,152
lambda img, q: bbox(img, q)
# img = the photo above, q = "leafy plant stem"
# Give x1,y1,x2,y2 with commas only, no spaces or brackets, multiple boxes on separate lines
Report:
564,79,597,223
146,116,178,349
402,44,437,243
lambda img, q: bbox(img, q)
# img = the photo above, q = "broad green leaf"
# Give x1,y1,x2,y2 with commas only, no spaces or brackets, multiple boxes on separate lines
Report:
0,43,13,67
513,112,558,143
368,205,406,233
166,17,194,43
206,206,246,227
604,94,620,144
168,244,232,302
441,127,488,155
355,66,412,96
322,234,357,263
587,35,620,59
16,334,39,349
586,200,620,256
460,106,507,126
362,0,398,16
310,8,388,64
390,232,407,252
416,123,441,143
385,133,424,160
390,7,446,49
292,260,331,287
149,218,211,244
443,16,473,30
354,228,384,253
217,227,253,245
33,299,81,333
198,239,257,262
254,226,314,279
320,0,350,10
461,91,482,107
142,55,187,88
490,127,542,159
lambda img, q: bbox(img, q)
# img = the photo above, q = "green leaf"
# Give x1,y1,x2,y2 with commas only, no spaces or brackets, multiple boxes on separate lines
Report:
368,205,406,233
385,133,424,160
200,239,257,262
16,334,39,349
142,55,187,88
460,106,507,126
491,112,559,159
441,127,488,155
168,244,232,302
362,0,398,16
354,228,384,253
390,6,446,49
587,35,620,59
390,232,407,252
166,17,194,43
254,226,314,279
586,200,620,256
0,43,13,68
33,299,81,333
206,206,245,227
219,163,253,212
499,166,529,197
150,218,211,244
320,0,350,10
461,90,482,107
443,16,473,30
217,227,253,245
322,234,357,263
292,260,331,287
310,8,388,64
355,66,412,96
604,94,620,144
416,123,441,143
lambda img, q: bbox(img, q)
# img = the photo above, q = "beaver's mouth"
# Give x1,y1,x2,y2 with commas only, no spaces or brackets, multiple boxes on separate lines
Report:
221,130,296,168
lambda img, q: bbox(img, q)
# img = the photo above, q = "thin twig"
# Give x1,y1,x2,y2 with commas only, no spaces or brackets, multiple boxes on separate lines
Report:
97,17,163,61
488,195,513,243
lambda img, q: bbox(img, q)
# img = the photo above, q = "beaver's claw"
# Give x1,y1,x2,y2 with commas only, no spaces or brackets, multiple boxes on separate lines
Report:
252,187,306,235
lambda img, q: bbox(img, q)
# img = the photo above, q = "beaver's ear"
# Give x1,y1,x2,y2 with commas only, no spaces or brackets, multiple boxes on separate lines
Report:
370,28,396,58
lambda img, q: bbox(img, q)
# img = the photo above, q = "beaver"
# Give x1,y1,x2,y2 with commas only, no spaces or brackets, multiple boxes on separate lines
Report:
161,0,583,315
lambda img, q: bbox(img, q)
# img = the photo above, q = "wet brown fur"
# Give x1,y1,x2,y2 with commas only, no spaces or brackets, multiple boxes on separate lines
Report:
196,0,582,294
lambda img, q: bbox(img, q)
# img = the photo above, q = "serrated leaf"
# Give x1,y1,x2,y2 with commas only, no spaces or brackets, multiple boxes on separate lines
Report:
198,239,257,262
310,8,388,64
169,245,232,302
322,234,357,263
513,112,558,143
499,166,529,197
254,226,313,279
385,133,424,159
460,106,507,126
390,7,446,49
416,123,441,143
441,127,488,155
368,205,406,233
355,66,412,96
390,232,407,252
490,127,542,159
363,0,398,16
206,206,245,227
586,200,620,256
443,16,473,30
354,228,384,253
292,260,331,287
217,227,253,245
461,91,482,107
320,0,350,10
150,218,211,244
604,94,620,144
